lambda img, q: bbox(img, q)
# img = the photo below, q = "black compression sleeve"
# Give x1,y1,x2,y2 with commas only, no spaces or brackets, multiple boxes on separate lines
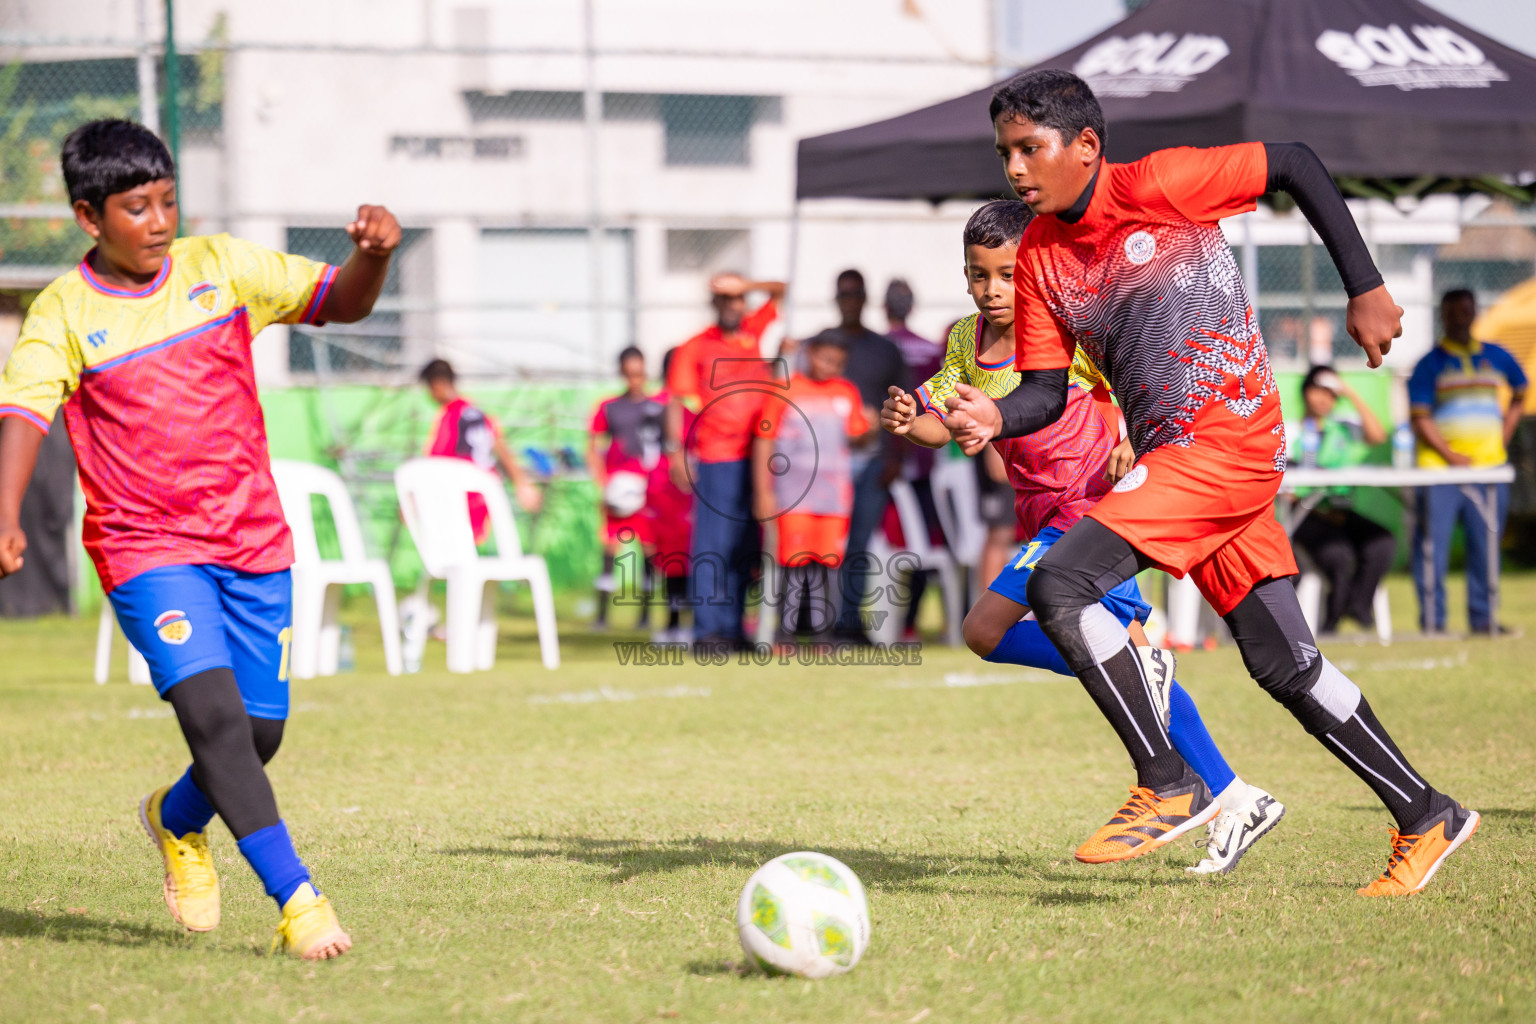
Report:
993,367,1069,439
1263,142,1383,298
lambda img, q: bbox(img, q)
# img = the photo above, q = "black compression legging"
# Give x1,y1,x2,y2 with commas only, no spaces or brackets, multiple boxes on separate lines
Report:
166,667,283,840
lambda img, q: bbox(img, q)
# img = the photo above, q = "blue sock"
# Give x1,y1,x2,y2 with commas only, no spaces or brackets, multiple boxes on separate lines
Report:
159,767,216,838
1167,681,1236,795
236,821,313,908
982,617,1074,676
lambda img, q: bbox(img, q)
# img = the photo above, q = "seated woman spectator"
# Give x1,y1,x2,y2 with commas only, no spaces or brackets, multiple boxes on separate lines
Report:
1289,365,1394,635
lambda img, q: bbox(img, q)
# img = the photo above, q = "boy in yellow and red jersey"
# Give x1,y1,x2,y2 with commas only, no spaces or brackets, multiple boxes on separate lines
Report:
945,70,1475,897
0,119,401,956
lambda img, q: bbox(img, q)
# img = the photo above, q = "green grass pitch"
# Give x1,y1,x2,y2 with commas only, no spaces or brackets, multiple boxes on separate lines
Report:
2,575,1534,1023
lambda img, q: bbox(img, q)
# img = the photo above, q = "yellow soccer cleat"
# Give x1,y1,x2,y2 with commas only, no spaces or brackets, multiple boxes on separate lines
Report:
138,785,221,932
271,883,352,961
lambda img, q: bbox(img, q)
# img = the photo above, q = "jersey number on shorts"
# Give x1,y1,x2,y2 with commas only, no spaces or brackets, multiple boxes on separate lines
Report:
277,626,292,683
1013,541,1045,571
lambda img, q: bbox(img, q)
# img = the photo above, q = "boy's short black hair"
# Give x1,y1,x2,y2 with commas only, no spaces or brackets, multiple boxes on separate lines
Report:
617,345,644,367
963,200,1033,250
836,269,865,294
1301,364,1338,394
806,329,850,351
61,119,176,211
885,279,914,321
1440,287,1475,307
419,358,456,385
989,69,1108,149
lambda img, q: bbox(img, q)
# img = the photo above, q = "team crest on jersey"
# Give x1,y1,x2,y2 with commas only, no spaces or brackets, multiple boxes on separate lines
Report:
154,610,193,645
187,281,219,312
1113,464,1148,493
832,396,852,418
1124,231,1157,265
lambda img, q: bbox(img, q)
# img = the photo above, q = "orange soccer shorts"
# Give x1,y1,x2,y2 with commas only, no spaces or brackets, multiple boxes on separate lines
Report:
1086,421,1296,616
776,513,849,568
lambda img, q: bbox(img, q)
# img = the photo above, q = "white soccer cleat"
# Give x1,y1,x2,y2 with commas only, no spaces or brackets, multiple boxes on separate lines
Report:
1187,786,1286,876
1135,645,1176,729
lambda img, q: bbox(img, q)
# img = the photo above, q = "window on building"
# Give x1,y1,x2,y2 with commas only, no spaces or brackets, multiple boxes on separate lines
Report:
660,95,756,166
285,227,427,376
477,228,634,375
665,228,750,274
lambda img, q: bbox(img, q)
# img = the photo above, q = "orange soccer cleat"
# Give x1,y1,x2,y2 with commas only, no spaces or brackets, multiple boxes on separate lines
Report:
1075,773,1217,864
1358,801,1480,897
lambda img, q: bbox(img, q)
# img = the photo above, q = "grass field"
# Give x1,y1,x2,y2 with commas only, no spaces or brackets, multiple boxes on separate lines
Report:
3,574,1535,1023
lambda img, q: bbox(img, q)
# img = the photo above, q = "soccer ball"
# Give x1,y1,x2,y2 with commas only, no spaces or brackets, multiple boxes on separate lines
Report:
602,471,649,518
736,851,871,978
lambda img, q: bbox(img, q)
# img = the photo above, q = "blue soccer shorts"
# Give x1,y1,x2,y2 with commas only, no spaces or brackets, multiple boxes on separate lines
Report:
108,564,293,719
988,525,1152,626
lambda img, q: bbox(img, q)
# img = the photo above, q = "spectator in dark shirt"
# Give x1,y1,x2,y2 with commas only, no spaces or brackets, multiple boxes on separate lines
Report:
885,278,947,640
821,269,909,639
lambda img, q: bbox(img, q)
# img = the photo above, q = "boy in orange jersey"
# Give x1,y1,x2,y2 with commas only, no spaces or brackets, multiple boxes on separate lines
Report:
752,332,874,644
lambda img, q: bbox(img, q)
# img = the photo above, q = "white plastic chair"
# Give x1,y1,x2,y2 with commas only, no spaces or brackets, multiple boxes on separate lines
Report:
1296,569,1392,644
271,460,404,678
394,457,560,672
930,456,986,574
866,479,964,647
95,601,151,685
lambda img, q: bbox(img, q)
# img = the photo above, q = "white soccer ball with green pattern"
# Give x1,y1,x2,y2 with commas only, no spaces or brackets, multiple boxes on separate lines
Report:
736,851,870,978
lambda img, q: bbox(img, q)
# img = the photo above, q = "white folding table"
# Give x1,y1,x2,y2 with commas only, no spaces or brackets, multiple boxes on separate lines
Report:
1277,464,1516,632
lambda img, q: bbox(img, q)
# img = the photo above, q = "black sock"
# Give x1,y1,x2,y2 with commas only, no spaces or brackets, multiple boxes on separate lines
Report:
1075,641,1186,790
1321,696,1436,830
595,553,615,625
666,576,686,630
638,557,654,627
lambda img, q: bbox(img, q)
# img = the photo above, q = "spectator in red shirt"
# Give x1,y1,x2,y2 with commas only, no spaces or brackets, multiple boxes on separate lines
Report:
420,359,541,545
665,272,785,648
587,346,665,630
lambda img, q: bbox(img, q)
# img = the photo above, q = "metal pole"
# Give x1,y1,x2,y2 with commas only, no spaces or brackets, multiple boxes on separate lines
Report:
582,0,605,370
135,0,159,134
162,0,182,169
1242,212,1259,324
783,199,802,345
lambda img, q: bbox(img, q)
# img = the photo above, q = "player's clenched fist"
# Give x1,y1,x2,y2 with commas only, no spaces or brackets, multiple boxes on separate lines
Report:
1104,437,1135,485
1345,284,1404,369
944,383,1002,456
881,386,918,435
0,522,26,578
345,204,402,257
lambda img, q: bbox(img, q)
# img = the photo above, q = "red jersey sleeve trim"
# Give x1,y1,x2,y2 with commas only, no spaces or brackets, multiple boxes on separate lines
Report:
0,406,50,433
298,264,338,325
913,383,945,420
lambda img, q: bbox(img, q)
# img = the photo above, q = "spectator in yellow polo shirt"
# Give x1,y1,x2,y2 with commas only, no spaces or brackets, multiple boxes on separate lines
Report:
1408,288,1528,635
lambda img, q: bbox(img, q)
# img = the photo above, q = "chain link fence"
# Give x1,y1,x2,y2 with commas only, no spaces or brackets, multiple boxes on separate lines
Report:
3,35,1535,595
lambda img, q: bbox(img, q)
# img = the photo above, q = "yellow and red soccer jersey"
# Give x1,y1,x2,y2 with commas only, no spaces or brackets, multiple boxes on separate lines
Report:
1014,143,1282,465
916,313,1119,538
0,235,336,591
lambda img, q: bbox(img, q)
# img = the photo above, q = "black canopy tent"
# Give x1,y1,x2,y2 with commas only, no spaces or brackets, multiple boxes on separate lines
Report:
796,0,1536,205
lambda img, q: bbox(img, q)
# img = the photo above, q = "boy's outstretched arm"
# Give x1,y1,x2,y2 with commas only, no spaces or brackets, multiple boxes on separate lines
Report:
319,205,403,324
0,418,45,576
1263,143,1402,368
881,386,949,448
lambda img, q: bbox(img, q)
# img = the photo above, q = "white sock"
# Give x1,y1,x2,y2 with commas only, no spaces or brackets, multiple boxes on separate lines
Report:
1214,777,1250,813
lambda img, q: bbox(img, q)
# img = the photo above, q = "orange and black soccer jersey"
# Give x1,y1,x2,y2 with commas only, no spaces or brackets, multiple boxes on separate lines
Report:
1012,143,1293,612
1014,142,1282,464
